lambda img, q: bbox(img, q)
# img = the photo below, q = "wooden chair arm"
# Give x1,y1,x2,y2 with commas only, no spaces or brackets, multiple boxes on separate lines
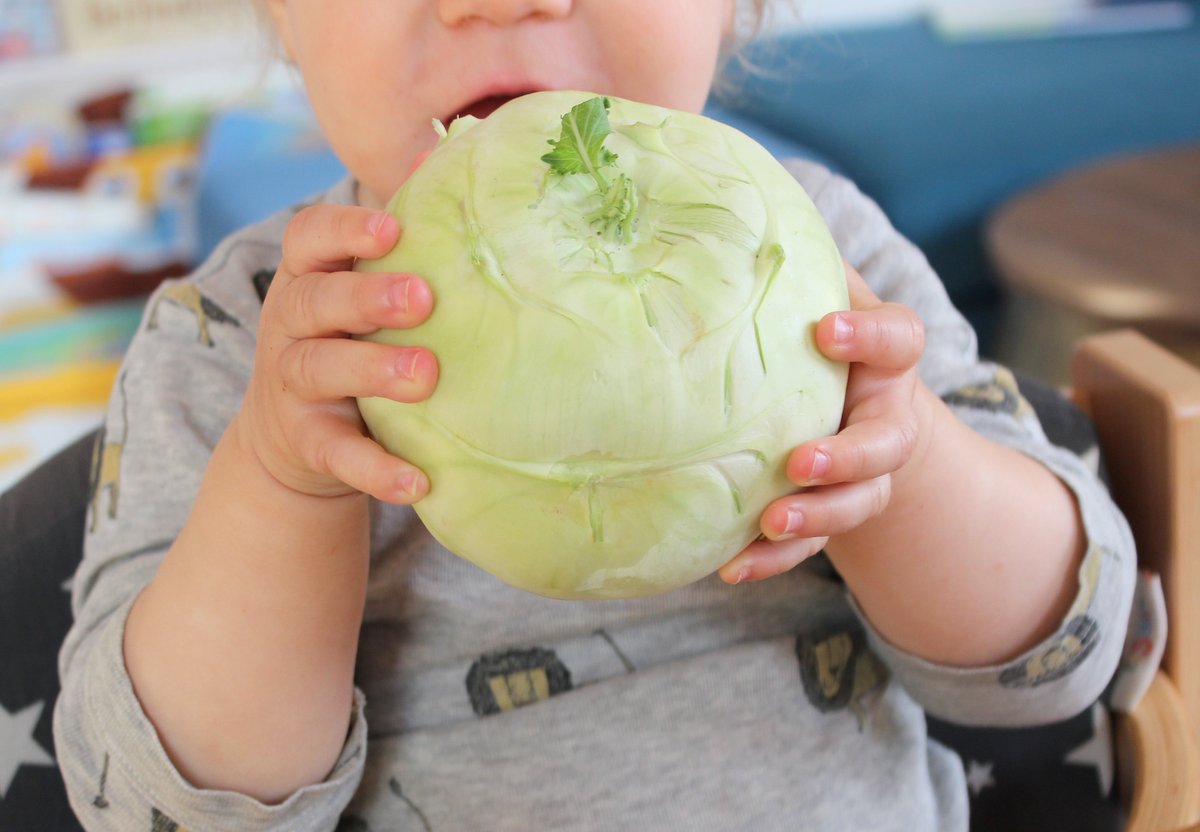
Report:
1072,331,1200,732
1118,671,1200,831
1072,330,1200,831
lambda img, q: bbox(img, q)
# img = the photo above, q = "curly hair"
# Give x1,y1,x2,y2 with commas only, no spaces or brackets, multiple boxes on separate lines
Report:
716,0,790,98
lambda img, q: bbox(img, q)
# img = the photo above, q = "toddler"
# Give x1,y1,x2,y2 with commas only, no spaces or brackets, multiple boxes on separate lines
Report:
54,1,1134,829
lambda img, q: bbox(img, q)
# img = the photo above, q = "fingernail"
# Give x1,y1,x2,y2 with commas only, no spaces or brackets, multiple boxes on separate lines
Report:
397,472,424,499
808,449,831,482
396,350,421,381
735,566,751,585
389,278,411,313
367,211,394,238
832,314,853,344
781,506,804,537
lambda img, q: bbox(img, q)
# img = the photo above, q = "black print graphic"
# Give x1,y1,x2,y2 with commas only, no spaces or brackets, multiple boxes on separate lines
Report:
252,268,277,304
999,616,1100,688
1000,545,1104,688
796,627,888,729
942,367,1032,419
465,648,573,716
92,752,110,809
389,776,433,831
595,628,637,674
147,284,240,347
150,807,183,831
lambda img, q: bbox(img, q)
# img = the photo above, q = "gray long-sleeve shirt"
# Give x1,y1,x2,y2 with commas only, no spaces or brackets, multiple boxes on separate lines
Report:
53,160,1136,832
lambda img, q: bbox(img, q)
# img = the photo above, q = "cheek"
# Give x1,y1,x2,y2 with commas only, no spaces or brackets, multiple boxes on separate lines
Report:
290,26,425,200
630,48,722,112
606,12,727,112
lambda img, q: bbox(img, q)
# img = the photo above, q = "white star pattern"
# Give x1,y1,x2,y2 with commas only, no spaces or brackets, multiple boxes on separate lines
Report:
1065,702,1114,796
0,700,56,798
964,759,995,796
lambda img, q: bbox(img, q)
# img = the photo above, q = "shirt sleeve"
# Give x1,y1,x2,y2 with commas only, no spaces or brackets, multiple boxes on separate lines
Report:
784,159,1137,727
52,224,368,831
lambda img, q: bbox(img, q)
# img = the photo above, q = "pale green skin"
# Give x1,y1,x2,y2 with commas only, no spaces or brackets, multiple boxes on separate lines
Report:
358,91,848,600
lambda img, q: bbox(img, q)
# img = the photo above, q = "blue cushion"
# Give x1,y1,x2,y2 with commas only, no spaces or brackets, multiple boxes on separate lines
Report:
196,109,347,260
718,9,1200,345
703,100,841,172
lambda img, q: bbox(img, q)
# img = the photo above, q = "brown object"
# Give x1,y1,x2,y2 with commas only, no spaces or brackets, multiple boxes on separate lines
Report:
47,258,192,304
1071,330,1200,830
27,160,95,191
989,145,1200,384
77,88,133,125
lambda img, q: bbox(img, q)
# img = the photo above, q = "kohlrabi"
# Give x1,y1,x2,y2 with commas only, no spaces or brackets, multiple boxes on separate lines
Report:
357,91,848,600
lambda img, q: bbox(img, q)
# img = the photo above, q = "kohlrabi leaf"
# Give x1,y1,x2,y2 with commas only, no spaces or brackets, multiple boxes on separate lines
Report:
543,97,640,243
541,96,619,186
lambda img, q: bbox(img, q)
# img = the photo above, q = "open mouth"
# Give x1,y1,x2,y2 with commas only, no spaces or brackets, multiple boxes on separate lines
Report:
446,89,541,123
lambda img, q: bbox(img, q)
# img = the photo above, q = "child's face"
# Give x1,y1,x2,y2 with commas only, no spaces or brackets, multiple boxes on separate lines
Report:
266,0,735,207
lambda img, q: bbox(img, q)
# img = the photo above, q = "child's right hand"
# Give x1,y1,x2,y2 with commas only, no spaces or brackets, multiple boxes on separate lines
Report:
234,204,437,504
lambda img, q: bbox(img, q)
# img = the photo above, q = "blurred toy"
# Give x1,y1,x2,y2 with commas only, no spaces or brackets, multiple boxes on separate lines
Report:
2,86,202,304
0,64,343,491
0,0,60,61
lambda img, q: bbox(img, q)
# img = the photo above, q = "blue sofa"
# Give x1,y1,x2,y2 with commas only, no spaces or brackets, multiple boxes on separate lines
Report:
719,8,1200,348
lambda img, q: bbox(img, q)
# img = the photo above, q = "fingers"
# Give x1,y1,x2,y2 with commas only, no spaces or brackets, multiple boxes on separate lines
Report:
307,416,430,504
786,407,919,486
760,478,892,542
244,204,439,503
718,535,829,584
280,204,401,278
279,338,438,404
732,259,928,582
820,260,924,371
817,305,925,371
269,205,432,340
275,270,434,339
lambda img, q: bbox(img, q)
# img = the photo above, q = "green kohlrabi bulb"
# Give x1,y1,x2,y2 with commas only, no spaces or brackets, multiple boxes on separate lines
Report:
357,91,848,600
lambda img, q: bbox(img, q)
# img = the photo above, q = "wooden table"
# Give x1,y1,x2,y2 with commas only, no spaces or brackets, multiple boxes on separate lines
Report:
987,144,1200,384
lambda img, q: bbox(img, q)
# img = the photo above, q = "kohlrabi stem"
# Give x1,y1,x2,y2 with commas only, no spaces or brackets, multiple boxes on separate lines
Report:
542,97,639,243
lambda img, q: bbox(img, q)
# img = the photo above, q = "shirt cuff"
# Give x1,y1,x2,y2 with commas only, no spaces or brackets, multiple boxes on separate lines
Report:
61,598,366,831
848,441,1135,728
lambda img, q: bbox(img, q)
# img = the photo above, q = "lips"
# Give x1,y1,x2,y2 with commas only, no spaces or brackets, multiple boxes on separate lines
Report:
444,87,544,123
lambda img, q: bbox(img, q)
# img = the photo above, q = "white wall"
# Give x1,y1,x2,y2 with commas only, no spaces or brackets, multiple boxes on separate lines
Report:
769,0,1092,31
770,0,926,30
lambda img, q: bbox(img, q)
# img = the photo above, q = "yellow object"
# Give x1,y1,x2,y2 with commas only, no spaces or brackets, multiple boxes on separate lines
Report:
0,361,120,421
18,141,53,176
0,444,31,469
0,299,81,331
88,140,198,204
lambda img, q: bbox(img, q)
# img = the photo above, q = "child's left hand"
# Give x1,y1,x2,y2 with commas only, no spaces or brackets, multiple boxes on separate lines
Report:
719,261,928,584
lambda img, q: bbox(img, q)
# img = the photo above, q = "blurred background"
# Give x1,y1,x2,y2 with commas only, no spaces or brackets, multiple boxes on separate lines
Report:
1,0,1198,492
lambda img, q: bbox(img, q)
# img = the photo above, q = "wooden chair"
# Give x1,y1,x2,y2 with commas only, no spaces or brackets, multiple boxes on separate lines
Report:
1071,329,1200,831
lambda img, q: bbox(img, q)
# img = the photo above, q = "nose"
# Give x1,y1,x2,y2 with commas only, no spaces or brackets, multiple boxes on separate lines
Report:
438,0,572,27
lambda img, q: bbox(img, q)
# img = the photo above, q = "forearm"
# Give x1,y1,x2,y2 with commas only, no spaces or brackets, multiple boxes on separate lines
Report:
827,385,1085,668
123,414,370,803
